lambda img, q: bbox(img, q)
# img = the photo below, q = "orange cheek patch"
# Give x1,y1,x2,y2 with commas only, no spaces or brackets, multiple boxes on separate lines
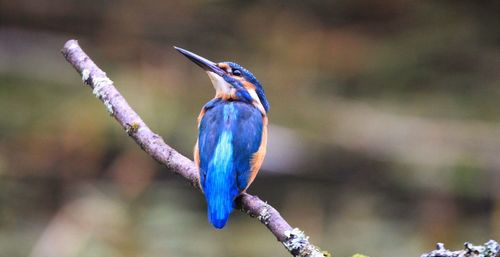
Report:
217,63,230,72
239,81,265,114
244,116,268,192
242,81,256,90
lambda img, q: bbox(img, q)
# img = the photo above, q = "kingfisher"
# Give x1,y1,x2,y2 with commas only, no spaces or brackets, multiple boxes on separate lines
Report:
174,47,269,229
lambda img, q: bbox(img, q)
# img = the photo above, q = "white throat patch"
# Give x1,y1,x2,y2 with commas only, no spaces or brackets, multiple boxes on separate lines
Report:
205,71,266,114
206,71,232,96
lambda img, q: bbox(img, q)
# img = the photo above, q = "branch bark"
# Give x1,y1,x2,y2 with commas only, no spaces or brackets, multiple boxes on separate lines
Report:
421,240,499,257
61,39,327,257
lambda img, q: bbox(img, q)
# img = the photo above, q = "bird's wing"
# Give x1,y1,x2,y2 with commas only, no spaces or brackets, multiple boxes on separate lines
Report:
197,101,264,193
230,102,264,192
197,105,222,188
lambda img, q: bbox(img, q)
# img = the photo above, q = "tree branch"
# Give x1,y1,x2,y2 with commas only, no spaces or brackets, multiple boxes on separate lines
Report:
61,39,327,257
421,240,499,257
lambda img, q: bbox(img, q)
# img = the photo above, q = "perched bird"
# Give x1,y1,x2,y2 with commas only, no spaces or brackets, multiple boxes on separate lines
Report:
175,47,269,229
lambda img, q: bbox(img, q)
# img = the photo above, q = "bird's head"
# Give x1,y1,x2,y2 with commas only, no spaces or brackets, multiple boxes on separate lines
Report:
175,47,269,113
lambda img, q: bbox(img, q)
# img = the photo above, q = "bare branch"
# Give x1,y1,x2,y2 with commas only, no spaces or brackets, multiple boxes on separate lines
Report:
421,240,499,257
61,39,327,257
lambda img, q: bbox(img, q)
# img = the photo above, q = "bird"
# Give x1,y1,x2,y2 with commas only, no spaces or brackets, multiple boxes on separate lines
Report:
174,47,269,229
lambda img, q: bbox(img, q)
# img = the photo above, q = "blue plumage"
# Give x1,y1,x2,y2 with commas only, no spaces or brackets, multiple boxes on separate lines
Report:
174,47,268,229
224,62,270,112
198,102,263,228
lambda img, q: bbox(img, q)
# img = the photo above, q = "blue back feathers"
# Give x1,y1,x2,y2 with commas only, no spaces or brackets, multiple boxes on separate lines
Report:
198,101,263,228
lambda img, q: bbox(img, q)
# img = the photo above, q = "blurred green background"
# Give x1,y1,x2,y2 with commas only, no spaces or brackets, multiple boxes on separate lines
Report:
1,0,499,256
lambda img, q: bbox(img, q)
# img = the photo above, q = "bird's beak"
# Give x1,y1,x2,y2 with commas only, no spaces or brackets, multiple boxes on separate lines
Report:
174,47,225,77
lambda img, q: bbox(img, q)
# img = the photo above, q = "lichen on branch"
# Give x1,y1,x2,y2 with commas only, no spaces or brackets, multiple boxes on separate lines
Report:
421,240,499,257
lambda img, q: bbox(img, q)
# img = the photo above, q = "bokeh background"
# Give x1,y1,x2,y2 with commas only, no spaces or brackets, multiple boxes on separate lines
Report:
1,0,500,256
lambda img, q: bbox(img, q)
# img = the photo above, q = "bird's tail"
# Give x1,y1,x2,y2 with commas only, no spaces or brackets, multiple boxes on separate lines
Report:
204,131,238,229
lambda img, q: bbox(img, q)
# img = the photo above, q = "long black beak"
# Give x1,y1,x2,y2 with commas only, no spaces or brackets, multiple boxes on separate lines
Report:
174,47,225,77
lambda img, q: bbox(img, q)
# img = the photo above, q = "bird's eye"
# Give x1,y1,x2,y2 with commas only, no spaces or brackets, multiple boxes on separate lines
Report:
233,69,242,76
